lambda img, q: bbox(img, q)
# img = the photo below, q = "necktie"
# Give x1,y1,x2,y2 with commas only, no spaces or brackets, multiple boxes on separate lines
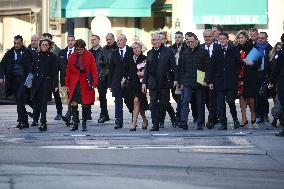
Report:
120,50,124,61
222,48,226,58
68,50,72,58
207,45,210,51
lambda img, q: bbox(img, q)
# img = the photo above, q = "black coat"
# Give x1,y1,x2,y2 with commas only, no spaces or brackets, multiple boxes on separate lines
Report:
209,45,241,91
109,45,133,96
89,46,102,74
178,44,210,87
270,46,284,108
58,47,70,86
200,43,221,57
143,45,177,90
128,54,149,111
31,51,58,101
0,46,32,97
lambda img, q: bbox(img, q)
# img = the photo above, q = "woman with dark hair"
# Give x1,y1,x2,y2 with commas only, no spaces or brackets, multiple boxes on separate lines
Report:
65,39,98,131
129,41,149,131
236,30,260,128
30,38,58,131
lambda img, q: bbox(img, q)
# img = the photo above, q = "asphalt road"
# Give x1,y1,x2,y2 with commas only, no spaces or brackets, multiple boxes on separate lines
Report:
0,104,284,189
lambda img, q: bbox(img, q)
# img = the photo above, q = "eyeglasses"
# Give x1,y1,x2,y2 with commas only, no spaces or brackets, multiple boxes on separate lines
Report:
75,48,84,51
258,37,266,40
41,44,49,46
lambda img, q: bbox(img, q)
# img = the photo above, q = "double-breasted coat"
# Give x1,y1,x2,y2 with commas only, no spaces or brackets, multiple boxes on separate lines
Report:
31,51,58,102
65,49,98,105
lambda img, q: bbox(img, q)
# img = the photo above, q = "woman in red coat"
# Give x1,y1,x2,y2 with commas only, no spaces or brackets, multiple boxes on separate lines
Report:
65,39,98,131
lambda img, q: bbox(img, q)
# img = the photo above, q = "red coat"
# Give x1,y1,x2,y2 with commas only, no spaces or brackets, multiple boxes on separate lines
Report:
65,49,98,104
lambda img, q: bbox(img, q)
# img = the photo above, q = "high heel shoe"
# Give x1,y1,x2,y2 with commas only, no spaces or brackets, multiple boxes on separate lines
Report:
130,125,137,131
251,120,256,126
241,120,248,128
142,119,148,130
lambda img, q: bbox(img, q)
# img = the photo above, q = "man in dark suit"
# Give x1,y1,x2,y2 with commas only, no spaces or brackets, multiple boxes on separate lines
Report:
208,32,241,130
0,35,33,129
200,29,221,129
109,34,133,129
212,24,223,44
58,35,76,126
142,33,178,131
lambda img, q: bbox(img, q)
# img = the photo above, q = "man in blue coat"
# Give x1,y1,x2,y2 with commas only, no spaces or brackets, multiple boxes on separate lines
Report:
208,32,241,130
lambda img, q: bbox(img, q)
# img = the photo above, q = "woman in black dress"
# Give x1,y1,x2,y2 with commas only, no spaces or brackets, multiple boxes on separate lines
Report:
129,41,149,131
236,30,260,127
30,38,58,131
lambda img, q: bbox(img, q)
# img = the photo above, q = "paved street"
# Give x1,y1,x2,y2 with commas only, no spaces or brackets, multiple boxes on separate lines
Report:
0,103,284,188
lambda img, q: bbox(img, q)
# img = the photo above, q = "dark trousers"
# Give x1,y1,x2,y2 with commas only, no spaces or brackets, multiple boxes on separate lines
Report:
190,92,198,120
14,76,28,124
216,90,238,126
159,102,176,123
171,87,182,121
114,90,123,125
206,88,218,122
149,89,170,128
256,71,269,119
181,86,205,127
53,89,62,115
98,79,109,118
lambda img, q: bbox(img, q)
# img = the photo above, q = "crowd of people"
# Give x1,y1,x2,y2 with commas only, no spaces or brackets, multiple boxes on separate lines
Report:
0,25,284,136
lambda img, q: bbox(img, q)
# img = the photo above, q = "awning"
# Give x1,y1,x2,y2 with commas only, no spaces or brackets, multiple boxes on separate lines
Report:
193,0,267,25
61,0,155,18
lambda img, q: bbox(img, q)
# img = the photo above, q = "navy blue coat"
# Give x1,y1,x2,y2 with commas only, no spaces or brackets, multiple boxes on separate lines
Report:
109,45,133,96
209,45,241,91
143,45,177,90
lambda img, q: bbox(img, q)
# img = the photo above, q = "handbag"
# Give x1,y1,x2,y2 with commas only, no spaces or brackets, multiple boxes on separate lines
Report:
86,74,93,90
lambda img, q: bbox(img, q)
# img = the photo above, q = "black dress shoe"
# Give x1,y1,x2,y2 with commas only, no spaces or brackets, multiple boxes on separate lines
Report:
31,121,38,127
159,122,164,128
114,124,123,129
271,118,278,127
171,121,177,128
39,123,47,131
98,116,110,123
233,120,240,129
54,114,62,120
206,122,214,129
16,123,29,129
62,116,71,126
275,129,284,137
150,127,159,131
130,127,137,131
70,124,78,131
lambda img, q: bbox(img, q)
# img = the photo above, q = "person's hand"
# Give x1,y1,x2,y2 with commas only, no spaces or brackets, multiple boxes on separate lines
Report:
142,84,147,93
0,79,3,83
55,87,59,92
173,81,178,88
246,61,254,66
109,88,112,92
66,87,69,92
268,83,274,90
202,81,208,86
209,84,214,90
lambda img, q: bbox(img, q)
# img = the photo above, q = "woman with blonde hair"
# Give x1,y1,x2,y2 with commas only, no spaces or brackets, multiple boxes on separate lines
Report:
128,41,149,131
236,30,260,127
